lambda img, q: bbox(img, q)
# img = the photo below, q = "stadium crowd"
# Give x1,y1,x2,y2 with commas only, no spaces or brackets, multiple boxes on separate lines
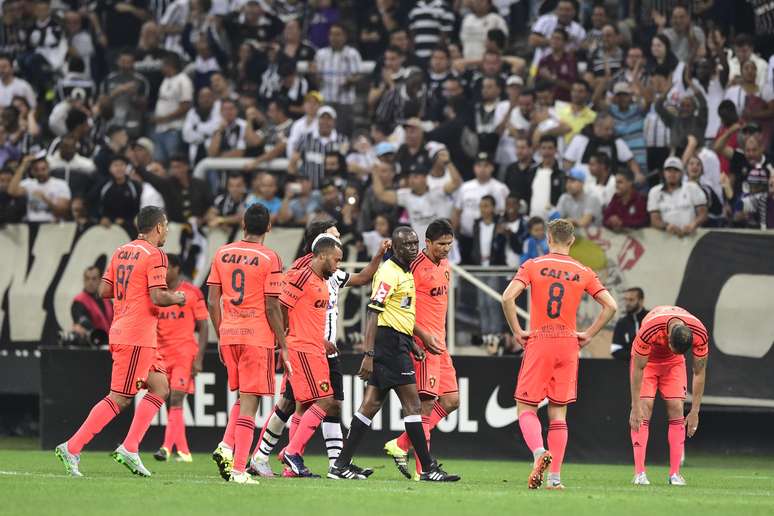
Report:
0,0,772,282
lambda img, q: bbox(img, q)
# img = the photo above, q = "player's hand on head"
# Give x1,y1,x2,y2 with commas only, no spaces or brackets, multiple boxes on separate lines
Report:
378,239,391,256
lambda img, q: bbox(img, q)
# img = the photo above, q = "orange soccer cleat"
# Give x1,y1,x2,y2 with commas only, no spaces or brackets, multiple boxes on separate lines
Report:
528,450,552,489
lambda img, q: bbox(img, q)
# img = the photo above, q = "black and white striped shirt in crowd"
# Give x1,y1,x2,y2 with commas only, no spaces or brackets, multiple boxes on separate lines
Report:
295,130,349,189
219,119,248,153
750,0,774,35
408,0,455,60
149,0,175,22
314,45,363,104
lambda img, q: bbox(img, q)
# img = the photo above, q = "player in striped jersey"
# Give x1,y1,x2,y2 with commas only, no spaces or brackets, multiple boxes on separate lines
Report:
249,218,390,477
629,306,709,486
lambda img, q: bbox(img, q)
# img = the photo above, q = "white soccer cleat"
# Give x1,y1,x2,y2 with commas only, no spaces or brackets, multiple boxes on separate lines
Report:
249,456,276,477
230,471,259,484
111,445,152,477
668,473,687,486
55,442,83,477
632,472,650,485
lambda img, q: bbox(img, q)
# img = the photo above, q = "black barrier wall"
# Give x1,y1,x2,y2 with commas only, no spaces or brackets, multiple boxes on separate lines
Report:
42,348,681,463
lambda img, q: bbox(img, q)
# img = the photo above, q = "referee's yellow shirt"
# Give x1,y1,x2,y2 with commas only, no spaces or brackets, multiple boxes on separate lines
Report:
367,257,415,336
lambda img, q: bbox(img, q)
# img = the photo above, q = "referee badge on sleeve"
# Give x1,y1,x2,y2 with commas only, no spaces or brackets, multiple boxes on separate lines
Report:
372,282,392,303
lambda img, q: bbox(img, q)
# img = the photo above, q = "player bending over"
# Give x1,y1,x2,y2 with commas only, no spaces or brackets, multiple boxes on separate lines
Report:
629,305,709,486
55,206,186,478
384,219,460,481
248,218,387,477
152,254,209,463
328,226,460,482
206,204,287,484
501,219,617,489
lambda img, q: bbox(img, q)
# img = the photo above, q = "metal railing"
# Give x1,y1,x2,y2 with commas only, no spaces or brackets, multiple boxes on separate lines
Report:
193,157,289,180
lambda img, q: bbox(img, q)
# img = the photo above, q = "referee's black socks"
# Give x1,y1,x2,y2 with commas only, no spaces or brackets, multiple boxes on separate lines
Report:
404,414,433,472
334,411,371,469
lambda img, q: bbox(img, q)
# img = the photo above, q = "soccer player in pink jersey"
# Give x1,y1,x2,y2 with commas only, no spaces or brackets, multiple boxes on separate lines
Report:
55,206,186,477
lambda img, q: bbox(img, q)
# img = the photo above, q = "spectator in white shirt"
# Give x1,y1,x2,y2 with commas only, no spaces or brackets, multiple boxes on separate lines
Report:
586,152,615,207
182,87,222,165
207,98,247,159
286,91,321,159
727,33,769,92
313,23,362,137
528,0,586,68
647,157,708,237
7,153,71,222
556,167,602,229
152,53,194,163
460,0,509,60
453,152,510,260
369,150,462,249
0,55,36,109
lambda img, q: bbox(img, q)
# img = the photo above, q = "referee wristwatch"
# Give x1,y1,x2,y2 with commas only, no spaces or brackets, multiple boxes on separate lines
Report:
364,350,375,357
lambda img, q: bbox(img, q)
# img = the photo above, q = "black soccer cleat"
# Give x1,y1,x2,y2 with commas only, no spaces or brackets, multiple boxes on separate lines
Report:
420,461,460,482
350,463,374,477
327,463,367,480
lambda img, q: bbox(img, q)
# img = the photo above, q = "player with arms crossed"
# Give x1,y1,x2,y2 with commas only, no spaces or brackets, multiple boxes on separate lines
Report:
250,218,388,477
329,226,460,482
152,254,209,463
384,219,460,480
207,204,287,484
55,206,186,477
501,219,617,489
629,305,709,486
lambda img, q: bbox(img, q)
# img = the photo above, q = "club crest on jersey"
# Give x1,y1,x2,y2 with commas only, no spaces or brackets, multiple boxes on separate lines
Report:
320,381,330,392
136,378,147,391
429,376,437,388
539,267,581,282
444,270,450,281
372,282,391,303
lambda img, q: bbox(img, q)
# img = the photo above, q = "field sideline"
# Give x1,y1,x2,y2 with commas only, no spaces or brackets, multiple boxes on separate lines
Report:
1,443,772,516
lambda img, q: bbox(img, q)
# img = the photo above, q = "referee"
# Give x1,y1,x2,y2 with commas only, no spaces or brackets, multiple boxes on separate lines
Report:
329,226,459,482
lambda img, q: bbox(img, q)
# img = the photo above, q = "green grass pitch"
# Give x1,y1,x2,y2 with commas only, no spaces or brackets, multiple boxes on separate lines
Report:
1,445,773,516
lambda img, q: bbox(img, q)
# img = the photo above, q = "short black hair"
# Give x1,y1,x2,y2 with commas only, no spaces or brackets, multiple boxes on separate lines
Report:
425,218,454,242
65,109,88,132
624,287,644,299
670,323,693,355
734,33,753,48
385,45,404,57
480,194,496,205
169,155,189,166
527,216,545,230
163,52,183,72
718,99,739,126
269,97,290,116
243,203,270,236
304,218,337,252
539,134,558,146
431,45,449,58
553,27,569,41
616,168,635,182
136,206,167,233
312,235,342,256
68,56,85,73
167,254,182,269
590,152,611,170
487,29,506,49
392,225,416,240
573,79,591,92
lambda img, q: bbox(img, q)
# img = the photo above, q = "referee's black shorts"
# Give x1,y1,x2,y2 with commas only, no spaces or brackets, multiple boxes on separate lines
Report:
369,326,416,390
